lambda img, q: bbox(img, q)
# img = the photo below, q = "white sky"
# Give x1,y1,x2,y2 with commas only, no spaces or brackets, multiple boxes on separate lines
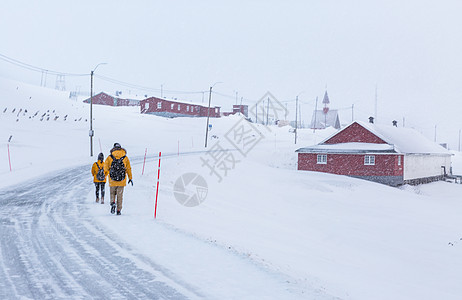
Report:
1,0,462,147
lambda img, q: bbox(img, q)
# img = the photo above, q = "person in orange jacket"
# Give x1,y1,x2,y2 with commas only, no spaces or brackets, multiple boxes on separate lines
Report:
104,143,133,215
91,153,108,204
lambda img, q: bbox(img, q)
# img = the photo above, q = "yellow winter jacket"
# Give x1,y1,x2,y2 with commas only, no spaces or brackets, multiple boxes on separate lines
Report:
91,160,108,183
104,148,132,187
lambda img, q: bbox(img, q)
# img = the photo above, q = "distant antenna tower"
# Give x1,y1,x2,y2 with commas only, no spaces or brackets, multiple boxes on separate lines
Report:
375,84,378,122
41,70,48,87
55,74,66,91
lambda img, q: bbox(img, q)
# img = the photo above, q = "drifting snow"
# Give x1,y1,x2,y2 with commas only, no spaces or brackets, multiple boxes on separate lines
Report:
1,77,462,299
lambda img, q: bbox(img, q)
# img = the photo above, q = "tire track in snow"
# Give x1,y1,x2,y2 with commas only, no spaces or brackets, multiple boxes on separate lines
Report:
0,164,199,299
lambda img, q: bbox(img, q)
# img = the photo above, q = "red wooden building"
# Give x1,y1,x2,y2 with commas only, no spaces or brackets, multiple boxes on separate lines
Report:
222,105,249,117
296,120,451,186
140,97,220,118
83,92,140,107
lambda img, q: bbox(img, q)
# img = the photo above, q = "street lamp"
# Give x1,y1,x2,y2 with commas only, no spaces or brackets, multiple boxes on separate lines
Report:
204,82,222,148
90,62,107,156
294,91,304,144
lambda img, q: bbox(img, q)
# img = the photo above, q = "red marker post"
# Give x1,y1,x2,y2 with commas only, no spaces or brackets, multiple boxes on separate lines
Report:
154,152,161,219
141,148,147,175
7,143,12,172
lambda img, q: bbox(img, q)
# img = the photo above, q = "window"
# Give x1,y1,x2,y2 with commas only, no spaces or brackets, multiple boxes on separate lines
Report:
157,102,162,109
317,154,327,164
186,106,189,112
171,103,174,110
145,103,150,110
364,155,375,165
215,108,219,113
398,155,401,166
178,104,181,111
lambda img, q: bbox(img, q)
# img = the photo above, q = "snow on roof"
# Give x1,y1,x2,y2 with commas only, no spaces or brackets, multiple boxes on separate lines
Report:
143,96,220,108
310,109,340,129
312,120,450,155
356,121,450,155
100,91,144,101
296,142,395,153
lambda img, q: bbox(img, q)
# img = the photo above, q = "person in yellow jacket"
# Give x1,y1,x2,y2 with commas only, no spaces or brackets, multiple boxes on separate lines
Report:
91,153,108,204
104,143,133,215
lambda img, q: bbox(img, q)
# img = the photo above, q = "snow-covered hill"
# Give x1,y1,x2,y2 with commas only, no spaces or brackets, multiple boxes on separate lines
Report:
1,77,462,299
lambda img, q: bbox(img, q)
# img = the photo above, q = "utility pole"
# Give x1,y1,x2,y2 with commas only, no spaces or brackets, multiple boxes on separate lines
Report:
90,63,107,157
205,86,213,148
313,96,318,133
205,82,221,147
375,84,378,123
351,104,354,122
90,70,94,157
459,129,461,151
295,95,298,144
263,100,266,125
255,103,258,123
299,102,302,129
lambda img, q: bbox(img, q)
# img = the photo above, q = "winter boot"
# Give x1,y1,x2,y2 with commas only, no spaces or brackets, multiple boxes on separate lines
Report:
96,197,99,203
110,202,116,214
101,197,104,204
117,210,121,215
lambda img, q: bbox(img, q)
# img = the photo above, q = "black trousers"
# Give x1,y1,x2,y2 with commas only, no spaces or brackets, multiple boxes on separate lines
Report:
95,182,106,198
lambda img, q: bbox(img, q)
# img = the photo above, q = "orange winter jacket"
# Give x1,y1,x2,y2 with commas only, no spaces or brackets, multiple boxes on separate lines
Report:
104,148,132,187
91,160,108,183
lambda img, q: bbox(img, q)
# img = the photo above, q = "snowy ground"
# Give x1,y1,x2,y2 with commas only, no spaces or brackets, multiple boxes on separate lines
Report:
1,77,462,299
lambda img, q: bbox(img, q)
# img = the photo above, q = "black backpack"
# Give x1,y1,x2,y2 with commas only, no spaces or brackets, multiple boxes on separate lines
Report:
96,163,105,181
109,154,126,181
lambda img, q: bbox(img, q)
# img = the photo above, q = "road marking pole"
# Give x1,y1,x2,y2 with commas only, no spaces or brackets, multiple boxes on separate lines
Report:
154,151,161,219
141,148,147,175
7,143,11,172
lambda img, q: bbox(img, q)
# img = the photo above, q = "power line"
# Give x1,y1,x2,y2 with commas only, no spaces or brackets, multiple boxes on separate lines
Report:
0,53,87,77
95,74,206,95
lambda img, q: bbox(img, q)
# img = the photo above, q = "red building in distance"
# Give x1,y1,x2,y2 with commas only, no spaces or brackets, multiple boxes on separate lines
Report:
83,92,140,107
297,120,451,186
140,96,221,118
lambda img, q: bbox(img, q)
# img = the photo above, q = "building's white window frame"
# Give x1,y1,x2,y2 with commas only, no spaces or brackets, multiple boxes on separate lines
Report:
317,154,327,164
170,103,174,110
215,108,219,113
178,104,181,111
398,155,401,166
186,105,189,112
364,155,376,165
157,102,162,109
145,102,150,110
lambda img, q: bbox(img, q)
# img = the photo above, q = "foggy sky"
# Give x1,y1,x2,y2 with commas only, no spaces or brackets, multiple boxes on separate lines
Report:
1,0,462,148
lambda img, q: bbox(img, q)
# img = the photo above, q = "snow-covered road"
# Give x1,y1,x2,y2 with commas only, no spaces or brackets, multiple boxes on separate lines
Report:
0,165,199,299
